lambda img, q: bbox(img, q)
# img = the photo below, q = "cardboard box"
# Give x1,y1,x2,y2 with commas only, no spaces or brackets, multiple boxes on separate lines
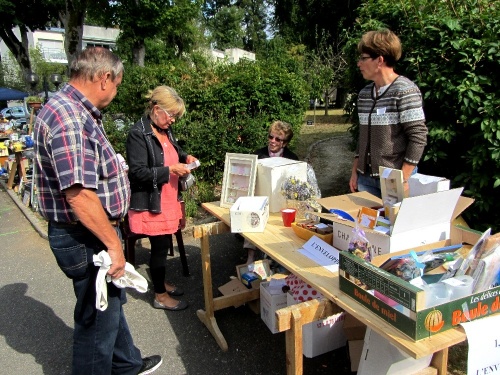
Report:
236,260,272,283
255,157,308,212
287,292,347,357
357,328,432,375
218,278,249,308
230,196,269,233
318,189,473,256
348,340,364,372
260,281,288,334
409,173,450,197
342,313,366,341
338,226,500,341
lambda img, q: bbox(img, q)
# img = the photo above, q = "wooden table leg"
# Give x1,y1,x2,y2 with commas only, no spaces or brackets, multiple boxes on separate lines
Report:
6,160,17,189
430,348,448,375
277,299,342,375
285,309,304,375
193,222,231,352
7,151,26,190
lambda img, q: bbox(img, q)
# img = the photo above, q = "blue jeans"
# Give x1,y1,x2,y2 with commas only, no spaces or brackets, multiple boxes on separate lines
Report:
357,173,382,198
357,167,418,199
48,222,142,375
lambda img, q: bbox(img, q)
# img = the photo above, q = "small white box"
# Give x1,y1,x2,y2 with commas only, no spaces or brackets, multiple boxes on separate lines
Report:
255,157,308,212
230,196,269,233
318,189,473,256
357,328,432,375
409,173,450,197
260,281,287,334
287,293,347,357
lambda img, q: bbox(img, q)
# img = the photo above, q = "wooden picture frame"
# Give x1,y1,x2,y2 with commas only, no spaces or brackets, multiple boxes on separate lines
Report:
220,153,258,208
379,166,404,204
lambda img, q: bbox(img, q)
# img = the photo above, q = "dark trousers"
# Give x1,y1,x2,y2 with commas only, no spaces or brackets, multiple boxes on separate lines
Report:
48,222,142,375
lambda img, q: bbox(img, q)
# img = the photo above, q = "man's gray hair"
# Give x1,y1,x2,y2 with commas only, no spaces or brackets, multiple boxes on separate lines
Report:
70,47,124,82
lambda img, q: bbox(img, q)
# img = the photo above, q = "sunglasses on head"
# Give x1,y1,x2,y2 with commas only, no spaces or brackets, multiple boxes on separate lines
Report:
268,134,284,142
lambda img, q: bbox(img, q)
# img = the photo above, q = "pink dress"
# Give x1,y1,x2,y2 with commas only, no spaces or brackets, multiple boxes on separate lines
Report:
128,138,181,235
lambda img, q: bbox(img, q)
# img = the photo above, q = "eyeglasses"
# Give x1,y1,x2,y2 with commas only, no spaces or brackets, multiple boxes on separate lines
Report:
159,107,178,120
268,134,284,142
358,55,375,62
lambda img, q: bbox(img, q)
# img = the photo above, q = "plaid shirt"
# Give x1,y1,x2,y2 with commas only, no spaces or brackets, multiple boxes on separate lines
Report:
34,84,130,222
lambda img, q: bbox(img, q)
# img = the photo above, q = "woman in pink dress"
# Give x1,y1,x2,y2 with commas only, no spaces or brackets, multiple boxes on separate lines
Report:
126,86,198,310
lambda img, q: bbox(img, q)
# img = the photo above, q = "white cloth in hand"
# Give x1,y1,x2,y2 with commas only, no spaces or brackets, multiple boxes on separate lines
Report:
93,250,148,311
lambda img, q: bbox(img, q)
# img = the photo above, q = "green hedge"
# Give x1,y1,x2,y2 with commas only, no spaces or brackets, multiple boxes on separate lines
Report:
105,56,308,184
343,0,500,231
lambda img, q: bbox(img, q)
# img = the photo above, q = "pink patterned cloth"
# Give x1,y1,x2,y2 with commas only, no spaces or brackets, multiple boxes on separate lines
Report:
285,274,324,302
128,139,181,235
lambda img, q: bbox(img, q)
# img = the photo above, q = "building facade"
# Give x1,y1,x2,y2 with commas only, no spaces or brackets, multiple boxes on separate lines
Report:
0,25,120,66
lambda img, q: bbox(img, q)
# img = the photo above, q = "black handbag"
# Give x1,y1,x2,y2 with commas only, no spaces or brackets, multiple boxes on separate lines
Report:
179,173,196,191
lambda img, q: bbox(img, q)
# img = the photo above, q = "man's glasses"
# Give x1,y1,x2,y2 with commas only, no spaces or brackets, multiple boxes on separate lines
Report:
268,134,284,142
358,55,375,62
159,107,178,120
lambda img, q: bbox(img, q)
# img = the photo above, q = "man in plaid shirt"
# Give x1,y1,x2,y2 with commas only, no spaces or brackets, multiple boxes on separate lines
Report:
34,47,162,375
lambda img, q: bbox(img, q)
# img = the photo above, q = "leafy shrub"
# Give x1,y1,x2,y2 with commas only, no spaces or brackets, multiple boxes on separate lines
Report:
343,0,500,230
105,51,308,217
106,53,308,184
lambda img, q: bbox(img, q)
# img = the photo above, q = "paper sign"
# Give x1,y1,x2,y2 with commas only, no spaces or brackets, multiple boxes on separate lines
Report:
298,236,340,273
461,313,500,375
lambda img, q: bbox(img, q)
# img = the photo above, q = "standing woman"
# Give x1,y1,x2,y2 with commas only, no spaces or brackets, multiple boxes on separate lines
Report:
126,86,197,311
349,29,427,198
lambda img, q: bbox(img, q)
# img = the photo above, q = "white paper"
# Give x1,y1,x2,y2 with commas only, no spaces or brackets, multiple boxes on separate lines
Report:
373,226,390,234
267,278,287,295
461,314,500,375
298,236,340,273
186,160,200,170
410,173,446,185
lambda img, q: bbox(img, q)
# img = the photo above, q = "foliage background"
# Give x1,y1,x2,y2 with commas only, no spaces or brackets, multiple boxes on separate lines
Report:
342,0,500,231
105,46,308,184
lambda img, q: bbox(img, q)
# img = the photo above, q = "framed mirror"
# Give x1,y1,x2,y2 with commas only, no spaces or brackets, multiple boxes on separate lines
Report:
220,153,259,208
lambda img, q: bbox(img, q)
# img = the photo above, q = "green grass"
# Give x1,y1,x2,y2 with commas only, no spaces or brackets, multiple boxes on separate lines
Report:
294,109,352,159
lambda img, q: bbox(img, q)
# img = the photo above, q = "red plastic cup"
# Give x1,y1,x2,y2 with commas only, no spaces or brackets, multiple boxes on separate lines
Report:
281,208,296,227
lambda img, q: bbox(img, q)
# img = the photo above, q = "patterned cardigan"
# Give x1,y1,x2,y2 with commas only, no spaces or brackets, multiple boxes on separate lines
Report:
355,75,428,177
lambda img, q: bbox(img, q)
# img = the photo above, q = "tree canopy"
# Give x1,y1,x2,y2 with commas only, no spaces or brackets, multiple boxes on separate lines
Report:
0,0,60,77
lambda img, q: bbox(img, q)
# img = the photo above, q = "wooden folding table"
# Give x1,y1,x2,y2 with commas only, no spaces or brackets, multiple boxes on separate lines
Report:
194,201,468,375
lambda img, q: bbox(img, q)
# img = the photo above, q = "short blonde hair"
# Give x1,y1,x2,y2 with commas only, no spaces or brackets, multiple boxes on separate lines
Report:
269,121,293,143
145,86,186,118
358,29,402,67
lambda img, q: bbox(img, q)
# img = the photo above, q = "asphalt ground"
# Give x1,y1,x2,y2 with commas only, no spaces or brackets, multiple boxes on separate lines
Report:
0,178,354,375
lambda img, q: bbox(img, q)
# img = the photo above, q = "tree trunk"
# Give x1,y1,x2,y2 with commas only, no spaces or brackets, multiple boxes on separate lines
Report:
132,42,146,67
324,89,329,116
0,26,32,81
60,0,88,69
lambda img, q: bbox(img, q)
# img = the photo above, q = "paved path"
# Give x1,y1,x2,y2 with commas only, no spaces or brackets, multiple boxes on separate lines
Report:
0,176,353,374
307,134,354,198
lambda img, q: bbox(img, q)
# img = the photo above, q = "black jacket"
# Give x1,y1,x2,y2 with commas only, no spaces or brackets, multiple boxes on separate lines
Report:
254,146,299,160
126,116,188,213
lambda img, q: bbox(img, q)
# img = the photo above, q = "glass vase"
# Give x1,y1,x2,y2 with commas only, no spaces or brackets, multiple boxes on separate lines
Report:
286,199,309,221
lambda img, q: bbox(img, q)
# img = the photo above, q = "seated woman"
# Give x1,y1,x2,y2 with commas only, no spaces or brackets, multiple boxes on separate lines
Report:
244,121,299,264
